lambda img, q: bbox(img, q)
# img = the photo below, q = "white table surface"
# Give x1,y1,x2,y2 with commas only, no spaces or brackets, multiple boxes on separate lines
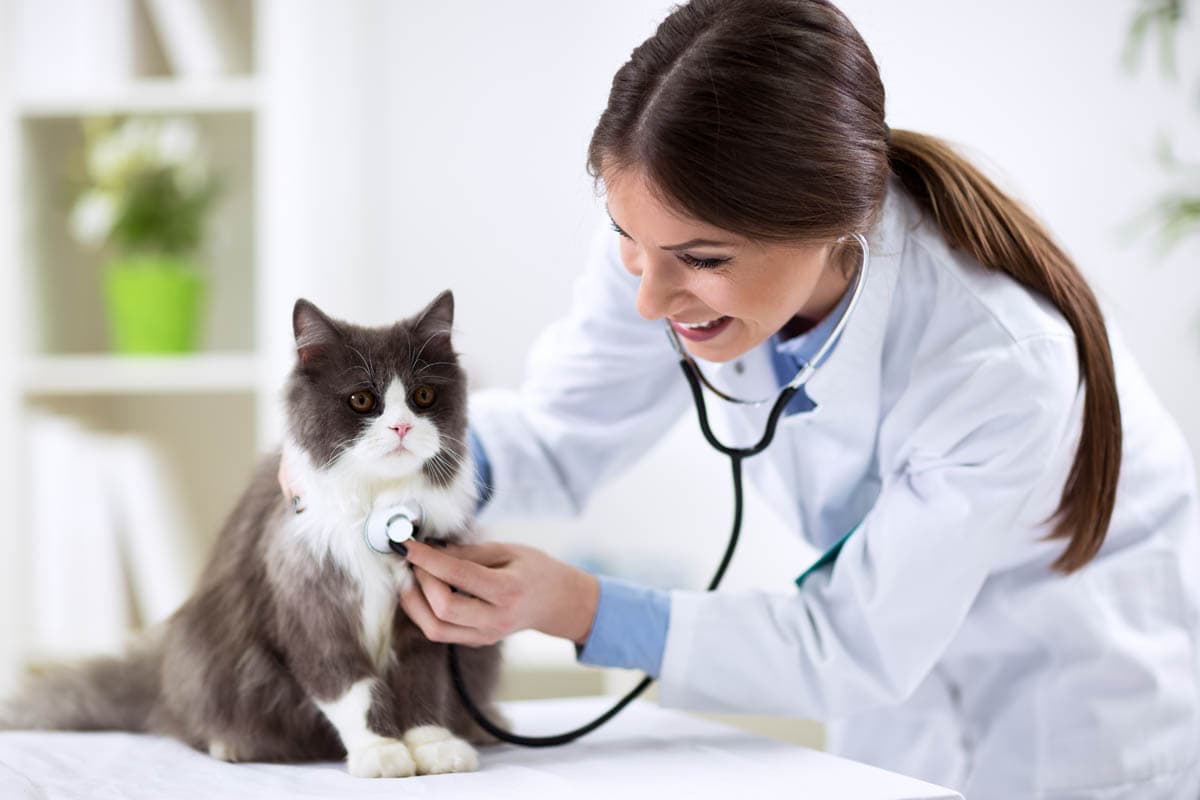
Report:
0,696,962,799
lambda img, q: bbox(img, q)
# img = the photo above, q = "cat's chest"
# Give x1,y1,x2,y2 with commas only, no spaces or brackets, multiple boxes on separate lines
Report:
279,473,473,673
286,512,409,672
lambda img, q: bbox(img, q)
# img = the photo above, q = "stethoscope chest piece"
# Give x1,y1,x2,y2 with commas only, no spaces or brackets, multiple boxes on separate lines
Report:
364,502,423,555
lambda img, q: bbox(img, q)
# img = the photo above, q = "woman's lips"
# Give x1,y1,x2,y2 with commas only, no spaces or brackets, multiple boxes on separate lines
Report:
670,316,733,342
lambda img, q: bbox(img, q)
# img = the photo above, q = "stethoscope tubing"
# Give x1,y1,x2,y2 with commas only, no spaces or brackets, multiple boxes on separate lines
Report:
446,364,796,747
448,232,871,746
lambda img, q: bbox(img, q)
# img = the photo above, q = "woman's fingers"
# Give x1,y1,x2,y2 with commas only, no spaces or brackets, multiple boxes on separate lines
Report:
441,541,513,567
400,543,522,645
412,566,506,635
402,540,509,601
399,573,491,646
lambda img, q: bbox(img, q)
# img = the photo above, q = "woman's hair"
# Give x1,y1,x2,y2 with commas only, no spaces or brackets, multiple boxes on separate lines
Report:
587,0,1121,573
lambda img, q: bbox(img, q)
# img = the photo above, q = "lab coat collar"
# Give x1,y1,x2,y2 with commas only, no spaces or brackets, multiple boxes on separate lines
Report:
704,179,914,409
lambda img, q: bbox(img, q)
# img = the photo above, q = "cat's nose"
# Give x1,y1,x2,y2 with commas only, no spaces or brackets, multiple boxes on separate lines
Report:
389,422,412,440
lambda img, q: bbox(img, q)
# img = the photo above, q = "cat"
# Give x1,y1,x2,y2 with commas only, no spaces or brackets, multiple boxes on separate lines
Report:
0,290,506,778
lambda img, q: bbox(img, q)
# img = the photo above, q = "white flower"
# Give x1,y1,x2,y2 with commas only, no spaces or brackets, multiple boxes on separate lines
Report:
88,132,137,185
156,118,198,167
120,118,160,158
69,190,118,248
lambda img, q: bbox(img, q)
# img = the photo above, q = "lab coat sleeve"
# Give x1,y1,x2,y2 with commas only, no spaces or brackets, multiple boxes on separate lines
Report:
467,222,691,521
657,333,1082,718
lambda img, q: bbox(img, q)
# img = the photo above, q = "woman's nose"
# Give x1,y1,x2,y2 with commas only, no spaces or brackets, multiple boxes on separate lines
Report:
634,258,685,321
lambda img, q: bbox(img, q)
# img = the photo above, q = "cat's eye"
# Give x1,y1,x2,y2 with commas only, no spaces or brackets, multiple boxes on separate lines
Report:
411,385,436,409
348,391,377,414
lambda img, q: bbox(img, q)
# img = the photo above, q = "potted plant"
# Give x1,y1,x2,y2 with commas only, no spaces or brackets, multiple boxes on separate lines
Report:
69,116,221,354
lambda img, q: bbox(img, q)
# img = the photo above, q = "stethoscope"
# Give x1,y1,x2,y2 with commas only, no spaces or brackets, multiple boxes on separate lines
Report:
366,231,871,747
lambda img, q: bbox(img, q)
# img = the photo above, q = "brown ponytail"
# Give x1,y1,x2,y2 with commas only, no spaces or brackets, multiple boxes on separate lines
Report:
886,130,1121,572
587,0,1121,573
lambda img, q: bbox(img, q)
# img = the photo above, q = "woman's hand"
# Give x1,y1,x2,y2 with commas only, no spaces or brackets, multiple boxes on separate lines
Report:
399,540,600,648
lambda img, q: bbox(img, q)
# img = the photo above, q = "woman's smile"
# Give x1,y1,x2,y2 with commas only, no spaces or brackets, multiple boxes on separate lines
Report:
669,315,734,341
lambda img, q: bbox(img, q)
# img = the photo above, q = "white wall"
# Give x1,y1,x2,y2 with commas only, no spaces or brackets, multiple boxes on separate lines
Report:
353,1,1199,592
844,0,1200,452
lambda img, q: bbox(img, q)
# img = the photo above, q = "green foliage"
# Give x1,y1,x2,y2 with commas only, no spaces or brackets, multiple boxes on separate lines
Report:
108,167,221,256
1124,0,1199,253
1124,0,1186,77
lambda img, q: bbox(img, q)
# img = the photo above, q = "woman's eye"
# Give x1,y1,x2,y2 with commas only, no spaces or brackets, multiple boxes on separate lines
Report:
610,220,726,270
348,391,377,414
411,384,436,409
678,253,730,270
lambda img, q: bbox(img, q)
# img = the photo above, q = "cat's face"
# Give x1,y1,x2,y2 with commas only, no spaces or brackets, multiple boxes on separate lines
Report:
284,291,468,489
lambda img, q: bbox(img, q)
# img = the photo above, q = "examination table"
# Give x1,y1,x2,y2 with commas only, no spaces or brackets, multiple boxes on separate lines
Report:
0,696,962,799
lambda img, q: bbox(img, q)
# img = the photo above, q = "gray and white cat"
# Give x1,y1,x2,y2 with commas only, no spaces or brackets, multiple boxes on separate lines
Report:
0,290,505,778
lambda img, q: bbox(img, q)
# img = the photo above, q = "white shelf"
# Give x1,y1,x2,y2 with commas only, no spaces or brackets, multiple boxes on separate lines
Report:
15,76,259,118
20,353,263,395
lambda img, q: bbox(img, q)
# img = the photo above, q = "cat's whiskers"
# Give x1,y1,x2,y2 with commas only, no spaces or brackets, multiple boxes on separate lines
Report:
434,434,471,459
346,344,376,382
415,361,456,379
425,454,454,485
340,364,373,383
427,447,466,475
320,440,356,471
409,331,443,373
428,453,467,484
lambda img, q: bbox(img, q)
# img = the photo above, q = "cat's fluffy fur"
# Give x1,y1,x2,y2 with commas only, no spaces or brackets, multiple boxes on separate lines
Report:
0,291,505,777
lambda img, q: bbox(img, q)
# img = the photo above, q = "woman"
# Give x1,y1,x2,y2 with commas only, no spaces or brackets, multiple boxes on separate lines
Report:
291,1,1200,796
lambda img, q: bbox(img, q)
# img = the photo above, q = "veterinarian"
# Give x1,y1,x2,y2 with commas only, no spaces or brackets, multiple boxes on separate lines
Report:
290,1,1200,796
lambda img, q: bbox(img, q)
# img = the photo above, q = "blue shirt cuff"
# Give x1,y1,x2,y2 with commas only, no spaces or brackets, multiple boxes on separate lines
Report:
467,426,494,514
574,575,671,678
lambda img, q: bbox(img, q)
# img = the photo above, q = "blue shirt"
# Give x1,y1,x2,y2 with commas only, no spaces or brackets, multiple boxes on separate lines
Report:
467,292,850,676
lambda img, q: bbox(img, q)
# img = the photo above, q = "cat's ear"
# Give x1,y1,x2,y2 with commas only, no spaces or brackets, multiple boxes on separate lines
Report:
414,289,455,340
293,299,342,367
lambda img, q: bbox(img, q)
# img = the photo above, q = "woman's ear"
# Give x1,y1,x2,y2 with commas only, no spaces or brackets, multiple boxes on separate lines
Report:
832,233,865,279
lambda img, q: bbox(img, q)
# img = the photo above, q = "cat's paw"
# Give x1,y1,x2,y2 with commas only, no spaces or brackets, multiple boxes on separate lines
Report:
347,737,417,778
207,739,240,763
402,725,479,774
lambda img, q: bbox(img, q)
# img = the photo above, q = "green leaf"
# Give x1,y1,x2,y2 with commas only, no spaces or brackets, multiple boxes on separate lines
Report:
1123,0,1186,78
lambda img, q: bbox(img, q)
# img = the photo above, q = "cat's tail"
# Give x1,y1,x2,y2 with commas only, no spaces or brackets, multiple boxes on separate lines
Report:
0,629,163,733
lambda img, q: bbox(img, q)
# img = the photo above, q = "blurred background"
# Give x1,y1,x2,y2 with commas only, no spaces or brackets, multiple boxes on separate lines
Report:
0,0,1196,749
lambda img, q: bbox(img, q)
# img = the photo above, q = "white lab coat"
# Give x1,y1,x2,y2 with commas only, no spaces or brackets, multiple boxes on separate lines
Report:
468,179,1200,799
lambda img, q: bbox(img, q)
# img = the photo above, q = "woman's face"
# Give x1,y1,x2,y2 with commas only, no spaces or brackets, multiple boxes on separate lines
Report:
603,168,852,363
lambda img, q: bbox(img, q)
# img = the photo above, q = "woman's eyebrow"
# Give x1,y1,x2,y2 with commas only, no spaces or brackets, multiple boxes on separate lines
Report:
659,236,733,251
606,206,734,250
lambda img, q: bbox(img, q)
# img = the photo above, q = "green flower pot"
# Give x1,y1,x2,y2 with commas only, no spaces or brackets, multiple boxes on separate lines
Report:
103,256,206,354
